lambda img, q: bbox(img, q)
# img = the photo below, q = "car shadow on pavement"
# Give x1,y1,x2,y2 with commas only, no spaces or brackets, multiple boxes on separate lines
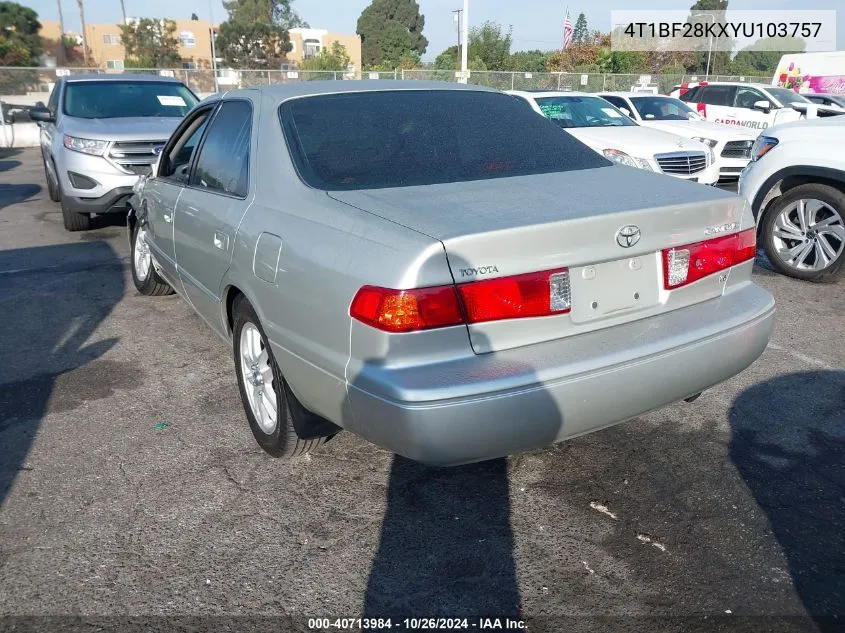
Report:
358,315,563,624
729,370,845,632
0,241,124,506
0,183,40,211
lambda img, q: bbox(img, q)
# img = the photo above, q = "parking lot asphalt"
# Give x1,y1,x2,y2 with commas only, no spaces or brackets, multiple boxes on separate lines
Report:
0,148,843,633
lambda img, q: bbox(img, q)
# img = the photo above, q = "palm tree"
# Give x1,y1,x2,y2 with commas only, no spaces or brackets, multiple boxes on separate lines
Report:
119,0,127,24
56,0,65,65
76,0,88,66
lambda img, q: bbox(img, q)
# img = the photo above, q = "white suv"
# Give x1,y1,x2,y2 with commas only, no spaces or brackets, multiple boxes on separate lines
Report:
669,81,843,132
739,117,845,282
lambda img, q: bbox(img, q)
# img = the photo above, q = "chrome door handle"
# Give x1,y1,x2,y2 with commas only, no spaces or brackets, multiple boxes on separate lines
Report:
213,231,228,250
162,212,172,223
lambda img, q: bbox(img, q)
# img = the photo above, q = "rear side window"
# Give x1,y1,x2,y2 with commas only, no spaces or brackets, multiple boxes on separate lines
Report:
191,100,252,197
698,85,736,106
279,90,611,191
678,86,700,102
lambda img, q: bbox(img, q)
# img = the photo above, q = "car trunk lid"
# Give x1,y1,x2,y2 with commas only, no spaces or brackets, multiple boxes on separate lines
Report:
330,166,749,353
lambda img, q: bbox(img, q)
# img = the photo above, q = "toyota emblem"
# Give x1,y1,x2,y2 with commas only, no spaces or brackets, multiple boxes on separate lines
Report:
616,225,641,248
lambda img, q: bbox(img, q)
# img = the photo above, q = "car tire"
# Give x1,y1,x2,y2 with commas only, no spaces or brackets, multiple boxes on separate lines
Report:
44,157,60,202
58,177,91,231
761,183,845,282
130,221,173,296
232,296,329,459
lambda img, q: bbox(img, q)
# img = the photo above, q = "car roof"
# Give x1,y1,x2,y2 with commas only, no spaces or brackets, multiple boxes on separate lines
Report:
507,90,598,98
65,73,184,83
599,92,679,97
220,80,499,101
683,82,772,89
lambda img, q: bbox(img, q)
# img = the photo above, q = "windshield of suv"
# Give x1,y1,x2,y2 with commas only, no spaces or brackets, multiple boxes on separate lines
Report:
767,87,811,106
534,96,637,128
63,81,198,119
630,96,700,121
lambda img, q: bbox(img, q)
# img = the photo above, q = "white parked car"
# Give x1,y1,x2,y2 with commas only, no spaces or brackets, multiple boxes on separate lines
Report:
508,90,719,185
669,81,844,132
739,117,845,282
598,92,756,183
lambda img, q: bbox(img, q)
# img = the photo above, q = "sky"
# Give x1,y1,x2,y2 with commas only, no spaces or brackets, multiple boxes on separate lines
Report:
22,0,844,61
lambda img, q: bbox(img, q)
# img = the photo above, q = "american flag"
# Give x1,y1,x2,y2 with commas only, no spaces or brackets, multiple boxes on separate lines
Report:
563,11,573,49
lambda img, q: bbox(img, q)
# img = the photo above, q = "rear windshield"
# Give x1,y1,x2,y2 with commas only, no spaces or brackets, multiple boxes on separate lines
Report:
63,81,198,119
279,90,611,191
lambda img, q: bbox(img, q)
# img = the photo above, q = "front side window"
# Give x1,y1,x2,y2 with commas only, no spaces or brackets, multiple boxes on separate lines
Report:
63,81,198,119
162,110,212,181
534,96,638,129
280,90,610,191
733,87,766,109
191,101,252,197
630,96,699,120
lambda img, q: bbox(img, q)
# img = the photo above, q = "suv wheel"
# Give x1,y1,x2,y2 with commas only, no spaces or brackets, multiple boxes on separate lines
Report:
43,157,60,202
761,183,845,282
58,179,91,231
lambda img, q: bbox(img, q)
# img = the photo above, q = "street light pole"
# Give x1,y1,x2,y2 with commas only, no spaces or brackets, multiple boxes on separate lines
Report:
459,0,469,83
209,0,219,92
701,13,717,79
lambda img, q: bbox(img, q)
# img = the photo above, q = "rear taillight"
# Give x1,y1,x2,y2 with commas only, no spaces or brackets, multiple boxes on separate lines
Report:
457,268,571,323
350,268,571,332
662,228,756,289
349,285,464,333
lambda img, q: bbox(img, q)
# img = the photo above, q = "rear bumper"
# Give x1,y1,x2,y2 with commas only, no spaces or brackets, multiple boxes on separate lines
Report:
62,186,135,215
345,282,775,466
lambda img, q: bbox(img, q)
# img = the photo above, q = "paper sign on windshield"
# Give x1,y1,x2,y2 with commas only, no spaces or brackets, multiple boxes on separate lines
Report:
157,95,186,107
601,108,622,118
539,104,567,117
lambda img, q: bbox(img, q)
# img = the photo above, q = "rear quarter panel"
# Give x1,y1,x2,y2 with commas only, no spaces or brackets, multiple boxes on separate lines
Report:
223,92,456,427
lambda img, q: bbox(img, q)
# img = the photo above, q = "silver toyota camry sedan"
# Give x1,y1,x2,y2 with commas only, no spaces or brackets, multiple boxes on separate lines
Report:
128,81,775,467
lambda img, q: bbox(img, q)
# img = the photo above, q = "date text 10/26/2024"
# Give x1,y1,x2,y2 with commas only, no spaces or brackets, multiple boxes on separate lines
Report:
308,618,526,630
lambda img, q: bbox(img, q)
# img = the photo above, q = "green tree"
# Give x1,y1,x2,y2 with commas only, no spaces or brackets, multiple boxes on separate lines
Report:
432,44,485,71
0,1,42,65
223,0,307,27
119,18,181,67
357,0,427,68
217,0,306,68
506,49,548,72
731,36,804,75
300,40,350,71
687,0,731,75
610,51,646,73
572,13,588,45
469,21,512,70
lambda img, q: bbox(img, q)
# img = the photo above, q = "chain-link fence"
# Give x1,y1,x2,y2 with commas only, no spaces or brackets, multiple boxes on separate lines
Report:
398,69,771,94
0,65,770,108
0,67,405,105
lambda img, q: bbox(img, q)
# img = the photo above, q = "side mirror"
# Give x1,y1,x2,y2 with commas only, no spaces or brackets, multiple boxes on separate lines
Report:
620,107,632,117
29,105,55,123
752,100,771,113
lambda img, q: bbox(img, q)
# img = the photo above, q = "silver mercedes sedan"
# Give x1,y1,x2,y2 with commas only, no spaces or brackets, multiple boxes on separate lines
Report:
128,81,775,467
